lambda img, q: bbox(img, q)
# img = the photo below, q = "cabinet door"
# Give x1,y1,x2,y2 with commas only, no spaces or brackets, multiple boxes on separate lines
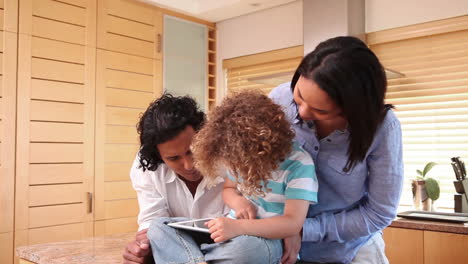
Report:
0,0,18,263
424,231,468,264
15,0,96,248
94,0,162,235
383,227,424,264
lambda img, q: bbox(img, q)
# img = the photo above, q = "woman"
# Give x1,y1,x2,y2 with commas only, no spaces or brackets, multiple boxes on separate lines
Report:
269,36,403,264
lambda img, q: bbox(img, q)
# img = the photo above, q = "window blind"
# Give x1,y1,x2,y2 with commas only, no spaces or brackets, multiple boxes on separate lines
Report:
370,28,468,208
226,57,302,95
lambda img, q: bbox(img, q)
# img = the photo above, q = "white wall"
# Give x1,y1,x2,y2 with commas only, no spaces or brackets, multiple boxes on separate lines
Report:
366,0,468,32
216,0,303,99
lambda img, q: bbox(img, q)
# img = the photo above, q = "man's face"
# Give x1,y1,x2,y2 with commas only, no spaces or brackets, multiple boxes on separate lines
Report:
157,125,202,181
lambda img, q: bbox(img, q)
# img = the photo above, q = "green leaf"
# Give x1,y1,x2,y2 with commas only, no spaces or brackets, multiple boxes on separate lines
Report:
416,169,423,177
423,162,437,177
425,177,440,201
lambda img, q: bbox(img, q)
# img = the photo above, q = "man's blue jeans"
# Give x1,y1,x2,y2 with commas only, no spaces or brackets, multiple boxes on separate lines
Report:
148,217,282,264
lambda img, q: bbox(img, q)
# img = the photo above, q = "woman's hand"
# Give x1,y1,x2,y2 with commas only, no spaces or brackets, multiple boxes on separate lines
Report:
281,233,302,264
234,198,257,219
206,217,243,243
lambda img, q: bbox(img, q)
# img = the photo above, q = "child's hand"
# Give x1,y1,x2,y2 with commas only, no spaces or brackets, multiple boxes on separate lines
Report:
205,217,243,243
234,199,257,219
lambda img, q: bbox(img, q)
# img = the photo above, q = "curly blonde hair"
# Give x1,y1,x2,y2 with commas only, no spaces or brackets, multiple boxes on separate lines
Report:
192,90,294,197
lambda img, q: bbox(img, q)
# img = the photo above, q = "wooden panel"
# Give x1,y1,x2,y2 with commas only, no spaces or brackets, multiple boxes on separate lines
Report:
33,0,86,26
104,181,136,200
104,162,133,181
105,125,138,144
32,37,85,64
30,100,84,123
383,227,424,264
19,260,35,264
105,33,154,58
29,203,84,228
0,232,13,264
32,16,85,45
94,217,138,236
106,15,154,42
0,31,16,236
103,51,153,75
104,199,138,219
105,88,153,109
58,0,87,8
31,79,84,103
29,184,83,206
29,164,84,185
104,144,138,163
105,107,142,126
31,58,84,83
106,69,154,92
424,231,468,264
105,0,155,25
28,222,92,245
30,143,83,163
30,122,83,142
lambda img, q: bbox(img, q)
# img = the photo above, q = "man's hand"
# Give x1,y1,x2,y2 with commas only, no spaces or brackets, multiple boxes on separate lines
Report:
206,217,242,243
122,229,151,264
281,233,302,264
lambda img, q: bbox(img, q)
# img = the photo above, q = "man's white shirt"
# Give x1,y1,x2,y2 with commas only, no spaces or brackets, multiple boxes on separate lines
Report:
130,156,227,231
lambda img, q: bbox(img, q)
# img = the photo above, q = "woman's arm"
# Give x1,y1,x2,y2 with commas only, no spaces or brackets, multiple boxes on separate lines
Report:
222,178,257,219
207,199,309,242
302,117,403,243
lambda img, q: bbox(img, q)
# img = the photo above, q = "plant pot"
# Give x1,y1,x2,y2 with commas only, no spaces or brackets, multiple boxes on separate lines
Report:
412,180,434,211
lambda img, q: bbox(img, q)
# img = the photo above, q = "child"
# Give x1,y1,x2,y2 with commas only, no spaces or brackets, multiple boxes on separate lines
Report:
149,91,318,264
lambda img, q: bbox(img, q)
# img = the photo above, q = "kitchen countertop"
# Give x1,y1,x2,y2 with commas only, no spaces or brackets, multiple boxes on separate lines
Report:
16,218,468,264
16,232,134,264
389,217,468,234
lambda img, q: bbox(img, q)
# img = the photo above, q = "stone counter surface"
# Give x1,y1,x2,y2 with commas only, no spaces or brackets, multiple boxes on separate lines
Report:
389,217,468,234
16,218,468,264
16,232,133,264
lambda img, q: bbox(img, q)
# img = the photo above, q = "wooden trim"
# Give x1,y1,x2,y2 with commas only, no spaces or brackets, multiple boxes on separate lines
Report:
223,45,304,69
159,7,215,28
0,31,17,235
94,49,106,220
367,15,468,45
4,0,19,32
19,259,36,264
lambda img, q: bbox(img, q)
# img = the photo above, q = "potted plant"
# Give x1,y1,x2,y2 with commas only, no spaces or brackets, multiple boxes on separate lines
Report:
412,162,440,211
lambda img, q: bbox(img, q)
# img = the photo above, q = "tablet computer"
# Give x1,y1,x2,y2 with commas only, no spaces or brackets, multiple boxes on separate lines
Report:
167,217,214,233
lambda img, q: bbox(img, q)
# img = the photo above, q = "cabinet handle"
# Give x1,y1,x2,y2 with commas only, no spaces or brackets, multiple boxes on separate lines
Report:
87,192,93,213
157,33,162,53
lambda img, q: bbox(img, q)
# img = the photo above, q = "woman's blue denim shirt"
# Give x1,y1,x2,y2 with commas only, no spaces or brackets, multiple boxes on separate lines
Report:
270,82,404,264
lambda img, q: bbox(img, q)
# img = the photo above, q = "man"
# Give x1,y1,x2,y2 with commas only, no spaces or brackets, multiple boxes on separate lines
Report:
122,94,226,264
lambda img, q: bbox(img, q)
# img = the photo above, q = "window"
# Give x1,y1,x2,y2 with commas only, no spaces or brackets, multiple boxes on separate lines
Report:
368,16,468,209
224,46,303,95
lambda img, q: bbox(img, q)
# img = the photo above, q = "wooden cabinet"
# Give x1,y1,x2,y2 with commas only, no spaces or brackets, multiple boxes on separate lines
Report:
94,0,162,235
0,0,18,263
384,227,468,264
424,231,468,264
15,0,96,249
0,0,215,262
383,227,424,264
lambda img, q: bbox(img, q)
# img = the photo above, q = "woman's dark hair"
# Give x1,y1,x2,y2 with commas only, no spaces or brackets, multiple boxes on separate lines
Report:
137,93,205,171
291,36,392,171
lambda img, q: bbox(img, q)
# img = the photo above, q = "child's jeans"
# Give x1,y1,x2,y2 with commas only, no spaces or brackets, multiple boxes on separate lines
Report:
148,217,282,264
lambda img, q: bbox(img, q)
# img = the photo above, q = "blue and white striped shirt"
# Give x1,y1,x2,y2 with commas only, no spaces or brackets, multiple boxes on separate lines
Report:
227,143,318,219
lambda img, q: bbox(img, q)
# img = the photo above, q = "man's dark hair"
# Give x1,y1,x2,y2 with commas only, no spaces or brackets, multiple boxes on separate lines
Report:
137,93,205,171
291,36,392,171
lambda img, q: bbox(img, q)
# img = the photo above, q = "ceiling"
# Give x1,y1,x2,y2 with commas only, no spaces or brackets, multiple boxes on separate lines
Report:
139,0,297,22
